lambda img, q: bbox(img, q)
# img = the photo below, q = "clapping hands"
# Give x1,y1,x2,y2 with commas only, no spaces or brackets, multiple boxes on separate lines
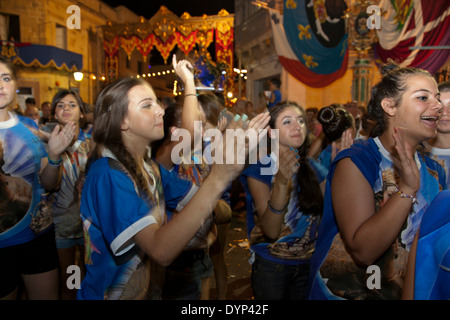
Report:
47,121,76,160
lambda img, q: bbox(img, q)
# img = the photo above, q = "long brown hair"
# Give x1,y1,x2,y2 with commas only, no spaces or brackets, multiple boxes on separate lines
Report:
91,77,156,202
269,102,323,216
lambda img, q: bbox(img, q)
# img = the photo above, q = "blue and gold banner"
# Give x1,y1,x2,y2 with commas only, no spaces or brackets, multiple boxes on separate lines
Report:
283,0,348,75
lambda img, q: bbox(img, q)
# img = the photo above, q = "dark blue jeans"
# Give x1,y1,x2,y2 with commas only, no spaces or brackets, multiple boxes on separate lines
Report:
162,249,213,300
251,254,310,300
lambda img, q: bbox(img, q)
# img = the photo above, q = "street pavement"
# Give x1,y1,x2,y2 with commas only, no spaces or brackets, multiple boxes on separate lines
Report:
208,209,254,300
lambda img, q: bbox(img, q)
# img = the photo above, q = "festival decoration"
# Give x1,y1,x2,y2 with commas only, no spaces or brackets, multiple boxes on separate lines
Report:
100,6,234,96
345,0,379,106
104,36,119,82
0,41,82,71
375,0,450,74
268,1,349,88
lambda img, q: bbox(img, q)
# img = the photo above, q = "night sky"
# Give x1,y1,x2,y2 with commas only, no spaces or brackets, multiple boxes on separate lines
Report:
102,0,235,19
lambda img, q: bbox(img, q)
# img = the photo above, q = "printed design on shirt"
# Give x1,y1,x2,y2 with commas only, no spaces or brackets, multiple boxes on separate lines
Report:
49,137,91,239
268,214,321,260
0,129,38,234
176,160,209,186
250,176,320,260
29,193,53,233
83,219,101,265
105,255,150,300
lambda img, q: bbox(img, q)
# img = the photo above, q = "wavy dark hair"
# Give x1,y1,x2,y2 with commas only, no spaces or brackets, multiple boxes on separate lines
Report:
269,101,323,216
50,89,85,117
90,77,156,202
367,61,432,137
317,104,354,143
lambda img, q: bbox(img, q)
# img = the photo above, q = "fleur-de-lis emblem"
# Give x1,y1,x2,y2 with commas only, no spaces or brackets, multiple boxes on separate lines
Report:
286,0,297,10
298,24,311,40
302,54,318,69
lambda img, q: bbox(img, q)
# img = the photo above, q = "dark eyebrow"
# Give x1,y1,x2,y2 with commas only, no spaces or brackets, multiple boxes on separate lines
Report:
282,115,304,120
139,98,154,104
58,100,77,103
413,89,441,98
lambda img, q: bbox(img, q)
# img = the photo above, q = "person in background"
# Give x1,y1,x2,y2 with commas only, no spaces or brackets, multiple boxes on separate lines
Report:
420,81,450,186
265,78,282,110
305,107,322,138
161,96,176,110
232,98,248,117
48,89,92,299
25,97,37,111
315,105,355,172
197,92,232,300
307,62,446,300
24,104,41,126
40,101,53,125
0,57,76,300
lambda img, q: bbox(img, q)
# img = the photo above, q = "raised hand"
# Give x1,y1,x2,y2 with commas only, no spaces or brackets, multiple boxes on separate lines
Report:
331,127,354,161
172,55,194,84
47,121,76,160
276,147,300,185
392,126,420,194
209,112,270,185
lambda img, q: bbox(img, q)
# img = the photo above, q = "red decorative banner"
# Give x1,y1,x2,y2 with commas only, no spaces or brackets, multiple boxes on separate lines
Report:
215,28,234,70
104,36,119,82
196,29,214,51
154,35,177,64
120,36,137,60
176,31,198,56
136,34,155,62
104,36,119,57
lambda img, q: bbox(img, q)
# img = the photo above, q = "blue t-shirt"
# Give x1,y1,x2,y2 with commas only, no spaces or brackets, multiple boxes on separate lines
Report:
160,157,216,250
77,152,165,300
268,89,282,109
0,112,50,248
420,141,450,190
307,138,447,300
240,153,322,266
414,189,450,300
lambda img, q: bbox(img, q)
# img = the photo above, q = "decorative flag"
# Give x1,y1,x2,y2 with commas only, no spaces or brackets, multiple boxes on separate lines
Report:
269,1,348,88
375,0,450,74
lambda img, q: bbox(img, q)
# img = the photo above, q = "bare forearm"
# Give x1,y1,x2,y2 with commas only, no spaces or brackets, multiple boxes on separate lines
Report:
347,193,413,265
137,175,227,266
181,77,202,137
40,154,63,191
260,177,289,239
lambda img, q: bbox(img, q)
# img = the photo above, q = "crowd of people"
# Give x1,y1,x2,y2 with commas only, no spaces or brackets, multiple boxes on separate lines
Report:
1,54,449,300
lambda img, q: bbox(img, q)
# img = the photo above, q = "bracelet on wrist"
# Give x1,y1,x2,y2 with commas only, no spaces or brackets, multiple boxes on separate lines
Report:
394,185,418,204
47,156,62,166
184,93,198,98
267,201,287,215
